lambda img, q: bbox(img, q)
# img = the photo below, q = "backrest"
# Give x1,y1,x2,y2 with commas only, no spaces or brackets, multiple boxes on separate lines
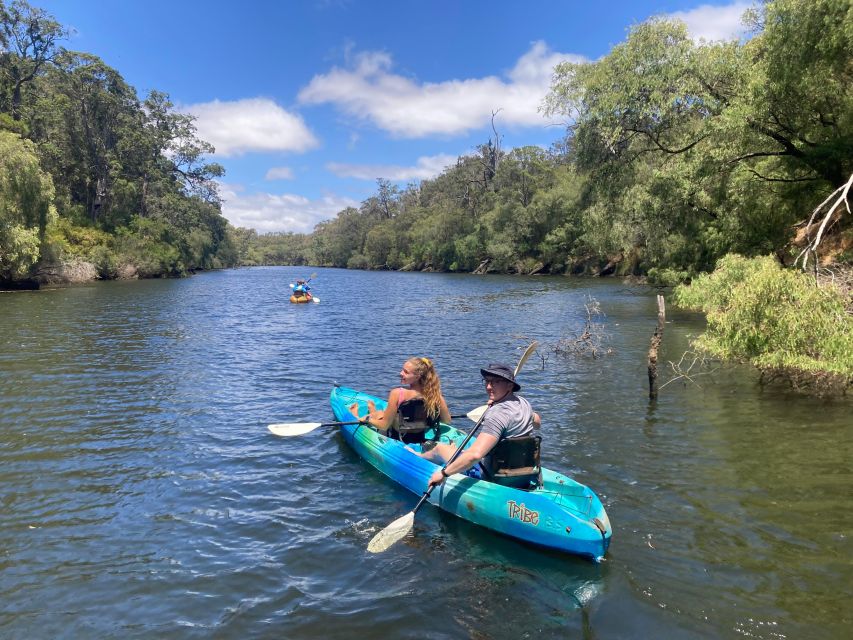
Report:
487,435,541,475
396,398,438,433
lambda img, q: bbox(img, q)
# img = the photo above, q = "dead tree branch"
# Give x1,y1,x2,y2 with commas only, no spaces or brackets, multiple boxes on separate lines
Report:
659,351,720,390
794,172,853,275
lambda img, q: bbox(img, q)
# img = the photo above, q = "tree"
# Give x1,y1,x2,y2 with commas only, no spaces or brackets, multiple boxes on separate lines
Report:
46,52,140,225
543,1,853,275
0,0,66,120
0,129,56,280
140,90,224,206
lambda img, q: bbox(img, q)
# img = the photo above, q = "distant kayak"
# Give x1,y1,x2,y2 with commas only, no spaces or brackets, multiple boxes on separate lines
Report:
330,386,612,561
289,280,318,303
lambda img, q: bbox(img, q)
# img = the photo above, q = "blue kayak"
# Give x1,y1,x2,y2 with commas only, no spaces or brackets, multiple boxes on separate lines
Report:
331,386,612,561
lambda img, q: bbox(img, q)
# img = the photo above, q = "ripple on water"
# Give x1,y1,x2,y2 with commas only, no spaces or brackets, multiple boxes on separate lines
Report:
1,269,851,639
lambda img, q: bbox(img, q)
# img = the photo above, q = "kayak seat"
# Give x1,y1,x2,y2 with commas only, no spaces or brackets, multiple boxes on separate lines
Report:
390,398,439,445
485,435,542,490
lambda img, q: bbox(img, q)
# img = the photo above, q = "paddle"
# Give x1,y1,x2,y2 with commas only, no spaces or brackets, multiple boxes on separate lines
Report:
269,419,362,437
268,412,476,437
466,340,539,422
367,340,539,553
367,404,491,553
289,280,320,303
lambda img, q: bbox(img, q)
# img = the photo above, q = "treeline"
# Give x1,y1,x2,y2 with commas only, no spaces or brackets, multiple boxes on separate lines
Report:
2,0,850,288
0,0,239,285
249,0,851,283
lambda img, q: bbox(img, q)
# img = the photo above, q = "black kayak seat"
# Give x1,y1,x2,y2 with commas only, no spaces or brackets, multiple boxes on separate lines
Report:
483,435,542,489
390,398,439,444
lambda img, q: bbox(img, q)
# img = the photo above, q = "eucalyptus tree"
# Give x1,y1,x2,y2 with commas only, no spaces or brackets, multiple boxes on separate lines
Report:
482,145,563,266
141,90,224,207
371,177,400,219
0,0,66,121
311,207,368,267
44,51,141,226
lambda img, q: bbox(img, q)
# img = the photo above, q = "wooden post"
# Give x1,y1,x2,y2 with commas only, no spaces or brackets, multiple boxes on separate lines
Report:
648,295,665,400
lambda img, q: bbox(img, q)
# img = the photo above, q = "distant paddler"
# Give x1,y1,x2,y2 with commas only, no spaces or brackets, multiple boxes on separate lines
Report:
290,276,319,304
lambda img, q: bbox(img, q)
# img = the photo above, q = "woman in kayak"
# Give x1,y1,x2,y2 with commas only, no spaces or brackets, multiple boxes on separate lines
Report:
350,357,451,444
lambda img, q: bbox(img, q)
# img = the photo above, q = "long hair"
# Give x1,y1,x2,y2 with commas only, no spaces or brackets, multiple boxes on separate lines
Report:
407,356,442,419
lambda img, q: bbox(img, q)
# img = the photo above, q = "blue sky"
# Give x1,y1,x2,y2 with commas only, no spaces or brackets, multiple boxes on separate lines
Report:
36,0,751,234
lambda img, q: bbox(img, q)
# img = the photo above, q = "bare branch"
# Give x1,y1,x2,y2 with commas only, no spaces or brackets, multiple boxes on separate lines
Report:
794,173,853,272
659,351,720,390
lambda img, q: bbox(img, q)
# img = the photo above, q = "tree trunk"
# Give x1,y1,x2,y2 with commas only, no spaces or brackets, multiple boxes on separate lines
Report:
648,294,665,400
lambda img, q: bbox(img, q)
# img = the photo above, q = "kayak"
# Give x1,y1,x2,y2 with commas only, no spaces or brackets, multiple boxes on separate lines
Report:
330,386,612,561
290,293,313,303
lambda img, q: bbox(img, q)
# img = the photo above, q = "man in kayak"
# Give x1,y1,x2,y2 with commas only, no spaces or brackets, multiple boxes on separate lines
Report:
416,363,540,489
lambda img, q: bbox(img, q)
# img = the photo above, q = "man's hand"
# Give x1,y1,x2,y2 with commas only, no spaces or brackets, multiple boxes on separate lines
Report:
428,468,446,490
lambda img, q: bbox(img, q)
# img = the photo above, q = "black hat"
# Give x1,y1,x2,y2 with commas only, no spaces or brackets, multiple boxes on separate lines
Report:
480,363,520,392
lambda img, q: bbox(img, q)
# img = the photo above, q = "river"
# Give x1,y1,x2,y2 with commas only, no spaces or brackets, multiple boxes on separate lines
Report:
1,267,850,639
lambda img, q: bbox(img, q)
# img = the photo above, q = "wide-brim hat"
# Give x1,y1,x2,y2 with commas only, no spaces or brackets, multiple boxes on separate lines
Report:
480,363,520,392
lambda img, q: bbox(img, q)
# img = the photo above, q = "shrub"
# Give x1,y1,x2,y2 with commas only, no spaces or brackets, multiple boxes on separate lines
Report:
647,267,691,287
90,245,118,279
674,254,853,392
346,253,370,270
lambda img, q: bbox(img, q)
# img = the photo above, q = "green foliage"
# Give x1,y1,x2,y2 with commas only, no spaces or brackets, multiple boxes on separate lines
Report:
674,254,853,386
90,244,118,279
647,267,691,287
115,217,183,277
0,130,56,279
48,217,112,258
3,0,850,293
346,253,370,270
0,112,28,136
543,0,852,276
0,222,39,279
0,2,234,281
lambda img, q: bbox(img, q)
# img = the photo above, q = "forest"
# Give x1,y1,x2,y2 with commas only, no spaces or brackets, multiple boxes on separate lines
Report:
2,0,850,284
1,0,237,285
237,0,851,286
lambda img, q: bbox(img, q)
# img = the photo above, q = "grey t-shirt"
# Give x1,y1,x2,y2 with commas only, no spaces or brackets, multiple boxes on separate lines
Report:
479,394,536,441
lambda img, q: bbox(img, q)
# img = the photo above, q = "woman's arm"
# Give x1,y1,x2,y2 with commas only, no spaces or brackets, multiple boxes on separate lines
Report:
438,395,451,423
363,390,400,431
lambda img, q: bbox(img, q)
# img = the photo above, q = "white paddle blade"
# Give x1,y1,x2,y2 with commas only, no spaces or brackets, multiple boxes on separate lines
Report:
268,422,323,437
367,511,415,553
466,405,487,422
312,296,320,303
514,340,539,376
289,283,295,288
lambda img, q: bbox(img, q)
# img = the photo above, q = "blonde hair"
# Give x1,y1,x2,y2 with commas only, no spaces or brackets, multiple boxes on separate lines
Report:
406,356,443,419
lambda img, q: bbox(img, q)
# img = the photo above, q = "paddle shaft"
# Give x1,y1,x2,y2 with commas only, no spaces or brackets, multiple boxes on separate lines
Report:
273,414,470,433
409,403,491,515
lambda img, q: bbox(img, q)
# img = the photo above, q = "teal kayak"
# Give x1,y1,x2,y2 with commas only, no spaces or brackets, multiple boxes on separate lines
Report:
330,386,612,561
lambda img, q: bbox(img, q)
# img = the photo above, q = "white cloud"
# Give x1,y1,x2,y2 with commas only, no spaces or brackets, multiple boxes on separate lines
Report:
265,166,295,180
183,98,319,157
298,42,585,138
219,182,358,234
327,153,457,181
665,1,751,42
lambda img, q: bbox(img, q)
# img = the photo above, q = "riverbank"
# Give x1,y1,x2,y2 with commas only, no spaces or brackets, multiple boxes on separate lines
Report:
2,258,197,291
